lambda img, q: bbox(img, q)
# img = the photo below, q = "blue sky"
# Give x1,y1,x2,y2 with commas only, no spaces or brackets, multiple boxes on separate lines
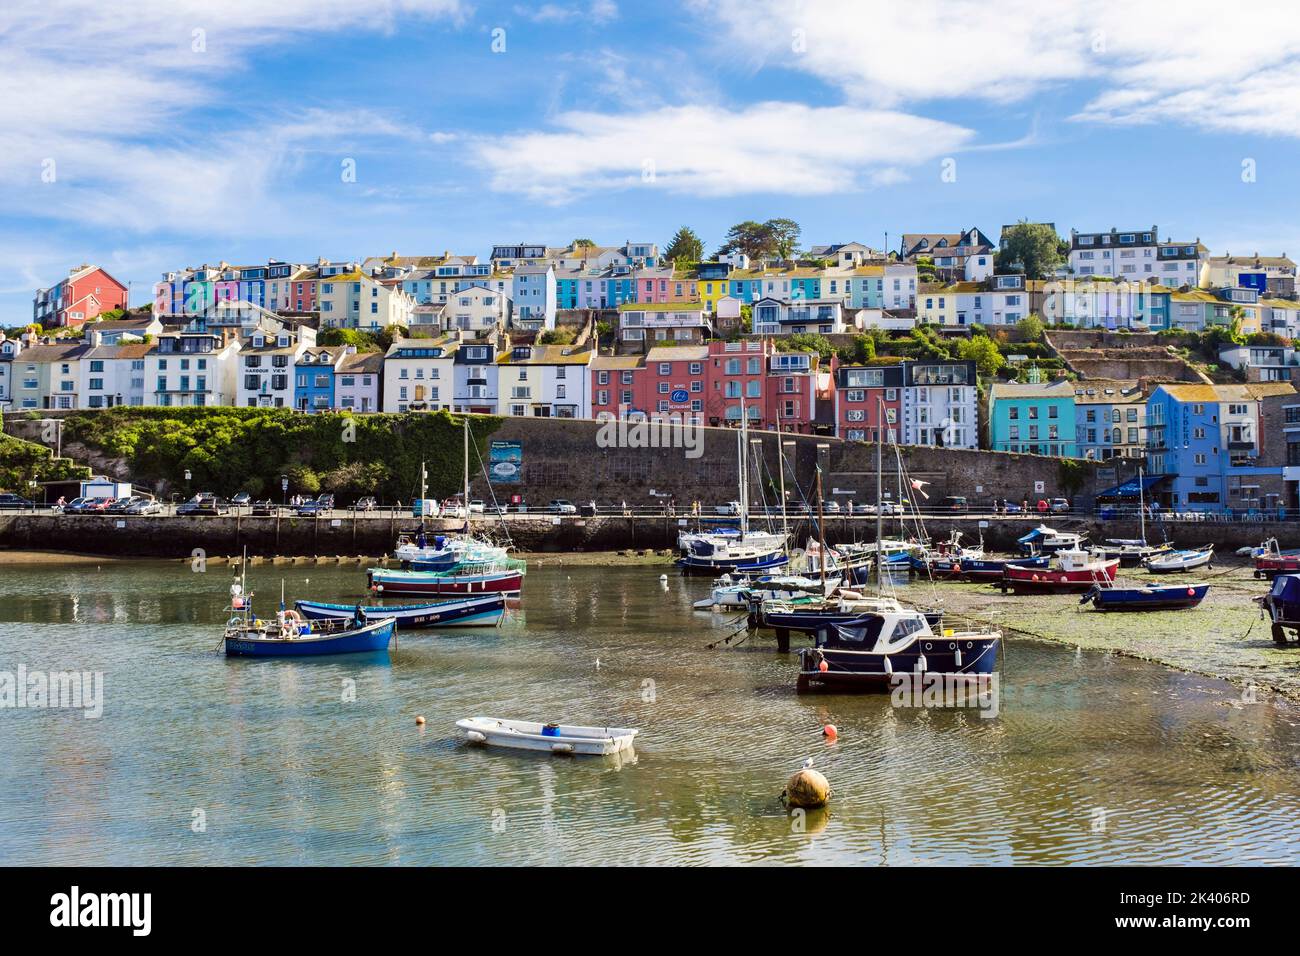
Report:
5,0,1300,322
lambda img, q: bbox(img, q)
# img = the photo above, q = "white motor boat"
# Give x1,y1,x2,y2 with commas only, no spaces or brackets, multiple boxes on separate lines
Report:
692,573,831,610
455,717,638,755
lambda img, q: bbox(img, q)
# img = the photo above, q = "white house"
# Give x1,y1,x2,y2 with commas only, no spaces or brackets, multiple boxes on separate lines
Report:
902,359,978,449
147,330,240,407
79,340,151,408
618,303,710,348
436,285,510,335
511,263,556,331
750,297,846,335
382,335,459,413
495,343,592,418
237,326,314,408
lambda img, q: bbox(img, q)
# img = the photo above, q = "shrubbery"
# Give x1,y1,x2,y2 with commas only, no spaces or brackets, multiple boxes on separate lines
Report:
59,407,501,502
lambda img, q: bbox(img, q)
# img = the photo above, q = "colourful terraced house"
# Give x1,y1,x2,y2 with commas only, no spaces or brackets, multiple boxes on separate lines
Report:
988,379,1079,457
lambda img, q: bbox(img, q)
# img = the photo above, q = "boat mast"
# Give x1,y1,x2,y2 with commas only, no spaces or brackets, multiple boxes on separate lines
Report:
738,397,748,537
463,417,470,518
815,462,826,589
775,419,788,541
420,459,428,526
875,397,884,589
1138,464,1146,544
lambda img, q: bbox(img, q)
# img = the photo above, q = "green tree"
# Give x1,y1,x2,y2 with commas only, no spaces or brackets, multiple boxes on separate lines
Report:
571,238,595,248
765,218,801,259
996,221,1064,279
958,335,1006,377
664,226,704,265
1016,314,1045,342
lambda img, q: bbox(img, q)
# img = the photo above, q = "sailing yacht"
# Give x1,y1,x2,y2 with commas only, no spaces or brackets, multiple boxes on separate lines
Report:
677,406,788,574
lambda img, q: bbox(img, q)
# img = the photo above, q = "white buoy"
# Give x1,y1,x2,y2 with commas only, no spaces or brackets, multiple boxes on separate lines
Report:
883,656,893,675
917,653,928,672
954,648,963,667
659,574,668,583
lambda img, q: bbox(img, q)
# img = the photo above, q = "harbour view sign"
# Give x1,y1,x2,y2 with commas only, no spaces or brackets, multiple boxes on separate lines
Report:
489,440,522,483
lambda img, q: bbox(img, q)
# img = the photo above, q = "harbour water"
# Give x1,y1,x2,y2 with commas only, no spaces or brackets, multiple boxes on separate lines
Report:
1,559,1298,865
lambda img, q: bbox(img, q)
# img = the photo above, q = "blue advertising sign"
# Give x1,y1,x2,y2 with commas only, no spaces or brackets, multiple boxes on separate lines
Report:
489,440,522,483
670,389,690,403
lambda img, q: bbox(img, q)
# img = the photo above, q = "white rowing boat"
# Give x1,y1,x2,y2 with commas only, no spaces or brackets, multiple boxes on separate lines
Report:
455,717,638,755
1143,544,1213,573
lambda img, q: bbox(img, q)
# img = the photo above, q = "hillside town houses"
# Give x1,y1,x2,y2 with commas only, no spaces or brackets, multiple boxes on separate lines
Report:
11,218,1300,512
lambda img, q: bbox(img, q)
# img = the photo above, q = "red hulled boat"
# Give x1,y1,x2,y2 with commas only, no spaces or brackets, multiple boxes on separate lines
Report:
1000,550,1118,594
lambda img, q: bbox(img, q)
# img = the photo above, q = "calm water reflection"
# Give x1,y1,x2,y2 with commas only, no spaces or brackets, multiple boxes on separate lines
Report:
0,560,1297,865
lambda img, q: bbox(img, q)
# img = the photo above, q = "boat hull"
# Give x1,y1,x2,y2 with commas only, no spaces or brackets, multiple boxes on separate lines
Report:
455,718,637,755
1001,560,1117,593
676,551,788,575
1255,556,1300,578
913,554,1049,580
224,617,395,657
1087,584,1209,611
295,594,505,628
367,569,523,595
797,636,1000,693
761,607,944,634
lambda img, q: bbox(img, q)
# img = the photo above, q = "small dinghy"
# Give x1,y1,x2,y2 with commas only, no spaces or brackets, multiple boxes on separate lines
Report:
1143,544,1213,574
1082,582,1209,612
455,717,638,755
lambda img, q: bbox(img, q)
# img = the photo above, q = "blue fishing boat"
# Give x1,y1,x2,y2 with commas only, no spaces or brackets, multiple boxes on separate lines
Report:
224,612,395,657
222,564,396,657
1082,582,1209,612
295,593,506,629
797,607,1001,693
1254,573,1300,645
676,541,789,575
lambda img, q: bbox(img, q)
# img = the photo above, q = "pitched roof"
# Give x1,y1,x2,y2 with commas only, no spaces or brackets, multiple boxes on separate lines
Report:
591,354,644,370
645,345,709,362
989,380,1076,400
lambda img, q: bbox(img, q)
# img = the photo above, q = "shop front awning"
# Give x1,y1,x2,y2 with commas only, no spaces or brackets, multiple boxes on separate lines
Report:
1096,474,1166,501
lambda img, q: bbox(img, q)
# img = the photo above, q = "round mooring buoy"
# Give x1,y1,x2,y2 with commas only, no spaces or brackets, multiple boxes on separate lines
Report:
415,715,425,726
784,768,831,809
823,724,838,740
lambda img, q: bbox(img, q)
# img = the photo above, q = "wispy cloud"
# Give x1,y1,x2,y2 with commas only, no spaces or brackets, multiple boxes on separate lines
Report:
703,0,1300,137
474,102,973,202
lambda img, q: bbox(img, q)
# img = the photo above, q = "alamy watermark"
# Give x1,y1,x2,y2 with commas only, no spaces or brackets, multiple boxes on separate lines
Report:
889,672,1000,718
596,406,703,459
0,665,103,718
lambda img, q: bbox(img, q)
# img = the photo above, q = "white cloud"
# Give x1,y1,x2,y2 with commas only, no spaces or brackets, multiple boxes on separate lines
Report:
704,0,1300,137
513,1,618,25
0,0,465,232
474,102,972,202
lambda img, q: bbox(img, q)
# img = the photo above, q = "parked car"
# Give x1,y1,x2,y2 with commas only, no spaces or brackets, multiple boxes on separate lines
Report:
82,497,118,513
231,492,252,507
0,492,35,510
106,496,141,513
578,501,598,516
1003,502,1024,514
125,499,163,515
295,494,334,516
250,500,278,516
714,501,741,516
469,499,485,514
354,496,378,512
549,499,577,515
63,497,91,514
943,496,969,512
821,500,841,515
178,494,229,516
1049,498,1070,514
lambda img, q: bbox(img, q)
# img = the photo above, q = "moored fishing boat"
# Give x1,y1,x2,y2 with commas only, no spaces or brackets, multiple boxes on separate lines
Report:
1081,582,1209,612
368,559,526,596
676,538,788,575
1253,538,1300,578
1001,549,1118,594
942,553,1049,581
756,592,944,634
455,717,638,755
295,593,506,628
1017,524,1087,556
1254,573,1300,645
1090,539,1174,567
1143,544,1213,573
692,573,831,610
796,607,1000,693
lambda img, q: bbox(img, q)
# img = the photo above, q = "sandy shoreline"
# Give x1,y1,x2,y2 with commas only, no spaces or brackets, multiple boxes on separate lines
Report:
0,550,131,565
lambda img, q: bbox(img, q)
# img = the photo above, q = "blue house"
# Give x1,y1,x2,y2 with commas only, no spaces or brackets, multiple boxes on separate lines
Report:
294,346,352,412
1145,383,1287,509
